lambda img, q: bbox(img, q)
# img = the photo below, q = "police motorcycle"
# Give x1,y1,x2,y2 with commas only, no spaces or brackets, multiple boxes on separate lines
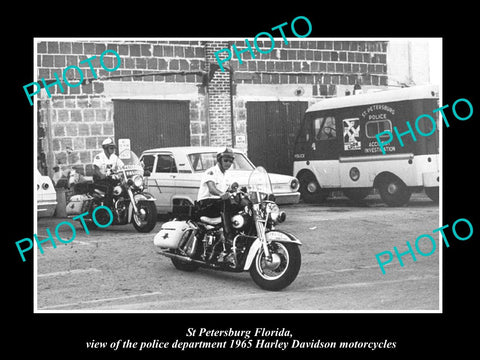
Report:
153,166,301,291
67,149,157,233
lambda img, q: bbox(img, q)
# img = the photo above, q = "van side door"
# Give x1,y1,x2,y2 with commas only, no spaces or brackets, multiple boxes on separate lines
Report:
309,114,341,187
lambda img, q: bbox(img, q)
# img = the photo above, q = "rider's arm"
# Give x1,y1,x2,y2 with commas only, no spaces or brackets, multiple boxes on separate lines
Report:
206,181,230,200
93,165,106,180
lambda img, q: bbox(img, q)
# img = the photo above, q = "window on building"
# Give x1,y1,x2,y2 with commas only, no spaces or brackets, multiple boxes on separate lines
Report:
155,154,177,173
314,116,336,140
366,119,393,138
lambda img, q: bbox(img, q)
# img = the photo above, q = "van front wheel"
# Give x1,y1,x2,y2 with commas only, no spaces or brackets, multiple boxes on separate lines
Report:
298,172,327,203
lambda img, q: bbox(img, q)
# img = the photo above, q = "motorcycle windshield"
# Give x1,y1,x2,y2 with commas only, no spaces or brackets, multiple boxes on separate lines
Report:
247,166,273,203
118,150,143,175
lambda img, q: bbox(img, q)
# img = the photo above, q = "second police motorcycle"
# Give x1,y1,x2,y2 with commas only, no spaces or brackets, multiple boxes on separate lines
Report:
67,148,157,233
153,166,302,291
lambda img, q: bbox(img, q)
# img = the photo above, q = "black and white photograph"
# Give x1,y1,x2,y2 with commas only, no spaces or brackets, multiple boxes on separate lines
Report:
32,37,442,312
7,9,477,357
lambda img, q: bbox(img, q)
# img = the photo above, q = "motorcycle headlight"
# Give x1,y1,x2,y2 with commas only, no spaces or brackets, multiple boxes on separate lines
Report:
132,174,143,187
267,203,286,224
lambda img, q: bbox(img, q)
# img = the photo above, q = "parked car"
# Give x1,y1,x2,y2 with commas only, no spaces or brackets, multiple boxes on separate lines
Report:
36,170,57,217
139,146,300,214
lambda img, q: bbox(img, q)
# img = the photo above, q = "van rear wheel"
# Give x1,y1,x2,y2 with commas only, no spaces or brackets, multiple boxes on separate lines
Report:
377,176,411,207
298,172,327,203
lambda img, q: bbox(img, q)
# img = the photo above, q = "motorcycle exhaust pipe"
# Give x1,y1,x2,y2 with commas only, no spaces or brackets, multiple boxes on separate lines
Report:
159,250,204,265
159,250,192,261
178,229,194,250
185,233,198,258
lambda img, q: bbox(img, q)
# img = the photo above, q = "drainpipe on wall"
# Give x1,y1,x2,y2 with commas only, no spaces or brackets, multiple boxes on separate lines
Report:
229,66,235,148
44,100,55,179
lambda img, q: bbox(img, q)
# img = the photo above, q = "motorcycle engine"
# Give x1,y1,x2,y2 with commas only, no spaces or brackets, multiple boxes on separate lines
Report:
231,214,246,229
114,198,128,224
231,208,251,230
112,185,123,196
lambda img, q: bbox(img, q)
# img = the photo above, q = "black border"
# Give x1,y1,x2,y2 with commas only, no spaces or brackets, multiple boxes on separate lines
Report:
7,7,477,357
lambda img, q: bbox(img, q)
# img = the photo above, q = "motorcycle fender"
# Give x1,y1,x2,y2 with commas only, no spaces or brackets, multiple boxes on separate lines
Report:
128,202,134,223
127,192,156,222
134,192,156,202
243,231,302,271
243,239,263,271
266,230,302,245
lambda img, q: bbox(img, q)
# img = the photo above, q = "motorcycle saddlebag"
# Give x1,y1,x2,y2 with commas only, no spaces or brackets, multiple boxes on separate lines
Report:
66,194,92,215
153,220,192,249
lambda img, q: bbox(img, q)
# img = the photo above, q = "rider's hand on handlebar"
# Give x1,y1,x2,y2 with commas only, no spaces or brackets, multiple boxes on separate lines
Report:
228,182,239,192
220,192,231,200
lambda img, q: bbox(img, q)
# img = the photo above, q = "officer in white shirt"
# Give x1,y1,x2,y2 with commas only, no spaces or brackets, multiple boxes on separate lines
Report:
92,138,124,207
93,138,124,181
197,147,237,241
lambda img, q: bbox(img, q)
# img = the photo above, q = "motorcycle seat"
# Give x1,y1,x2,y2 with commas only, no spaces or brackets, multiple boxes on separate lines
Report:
200,216,222,225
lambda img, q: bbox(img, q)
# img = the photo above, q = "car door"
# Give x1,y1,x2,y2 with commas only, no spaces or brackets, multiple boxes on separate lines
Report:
172,152,202,206
141,152,177,214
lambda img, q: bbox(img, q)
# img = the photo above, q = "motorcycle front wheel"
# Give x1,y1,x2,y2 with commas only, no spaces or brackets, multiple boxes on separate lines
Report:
132,200,157,233
249,241,301,291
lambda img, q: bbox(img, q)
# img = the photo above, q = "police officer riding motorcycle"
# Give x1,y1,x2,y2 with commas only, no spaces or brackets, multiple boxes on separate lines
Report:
92,138,125,208
67,138,157,233
196,147,237,247
153,147,302,291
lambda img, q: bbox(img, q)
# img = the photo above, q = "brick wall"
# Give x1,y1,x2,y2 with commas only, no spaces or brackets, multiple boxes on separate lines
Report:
205,41,233,147
228,39,388,93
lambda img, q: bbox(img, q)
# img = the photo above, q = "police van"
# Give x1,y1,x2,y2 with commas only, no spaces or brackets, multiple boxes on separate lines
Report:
293,85,439,206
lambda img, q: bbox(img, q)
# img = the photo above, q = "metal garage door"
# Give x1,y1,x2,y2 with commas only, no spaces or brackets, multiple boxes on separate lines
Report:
246,101,308,176
113,100,190,155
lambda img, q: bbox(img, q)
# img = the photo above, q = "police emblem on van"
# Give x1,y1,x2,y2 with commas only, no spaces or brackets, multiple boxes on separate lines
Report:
343,118,361,151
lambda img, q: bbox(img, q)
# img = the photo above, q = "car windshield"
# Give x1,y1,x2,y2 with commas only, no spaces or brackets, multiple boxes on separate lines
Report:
188,152,255,172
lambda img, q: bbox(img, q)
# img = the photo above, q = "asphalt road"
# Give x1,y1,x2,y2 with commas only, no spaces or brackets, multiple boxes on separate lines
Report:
35,192,440,312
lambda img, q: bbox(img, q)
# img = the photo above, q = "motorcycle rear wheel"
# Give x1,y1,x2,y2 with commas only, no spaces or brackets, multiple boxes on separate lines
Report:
249,242,301,291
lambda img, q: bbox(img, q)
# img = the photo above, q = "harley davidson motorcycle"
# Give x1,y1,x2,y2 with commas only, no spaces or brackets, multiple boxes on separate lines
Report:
67,150,157,233
153,166,301,291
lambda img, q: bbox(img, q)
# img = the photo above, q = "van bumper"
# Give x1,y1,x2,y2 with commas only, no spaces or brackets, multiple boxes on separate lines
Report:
423,171,440,187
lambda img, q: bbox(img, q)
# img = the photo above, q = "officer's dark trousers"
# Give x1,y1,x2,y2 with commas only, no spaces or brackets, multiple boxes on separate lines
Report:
197,198,234,240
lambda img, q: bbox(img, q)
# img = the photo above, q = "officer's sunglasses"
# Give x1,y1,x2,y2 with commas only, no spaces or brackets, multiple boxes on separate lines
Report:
222,158,234,163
